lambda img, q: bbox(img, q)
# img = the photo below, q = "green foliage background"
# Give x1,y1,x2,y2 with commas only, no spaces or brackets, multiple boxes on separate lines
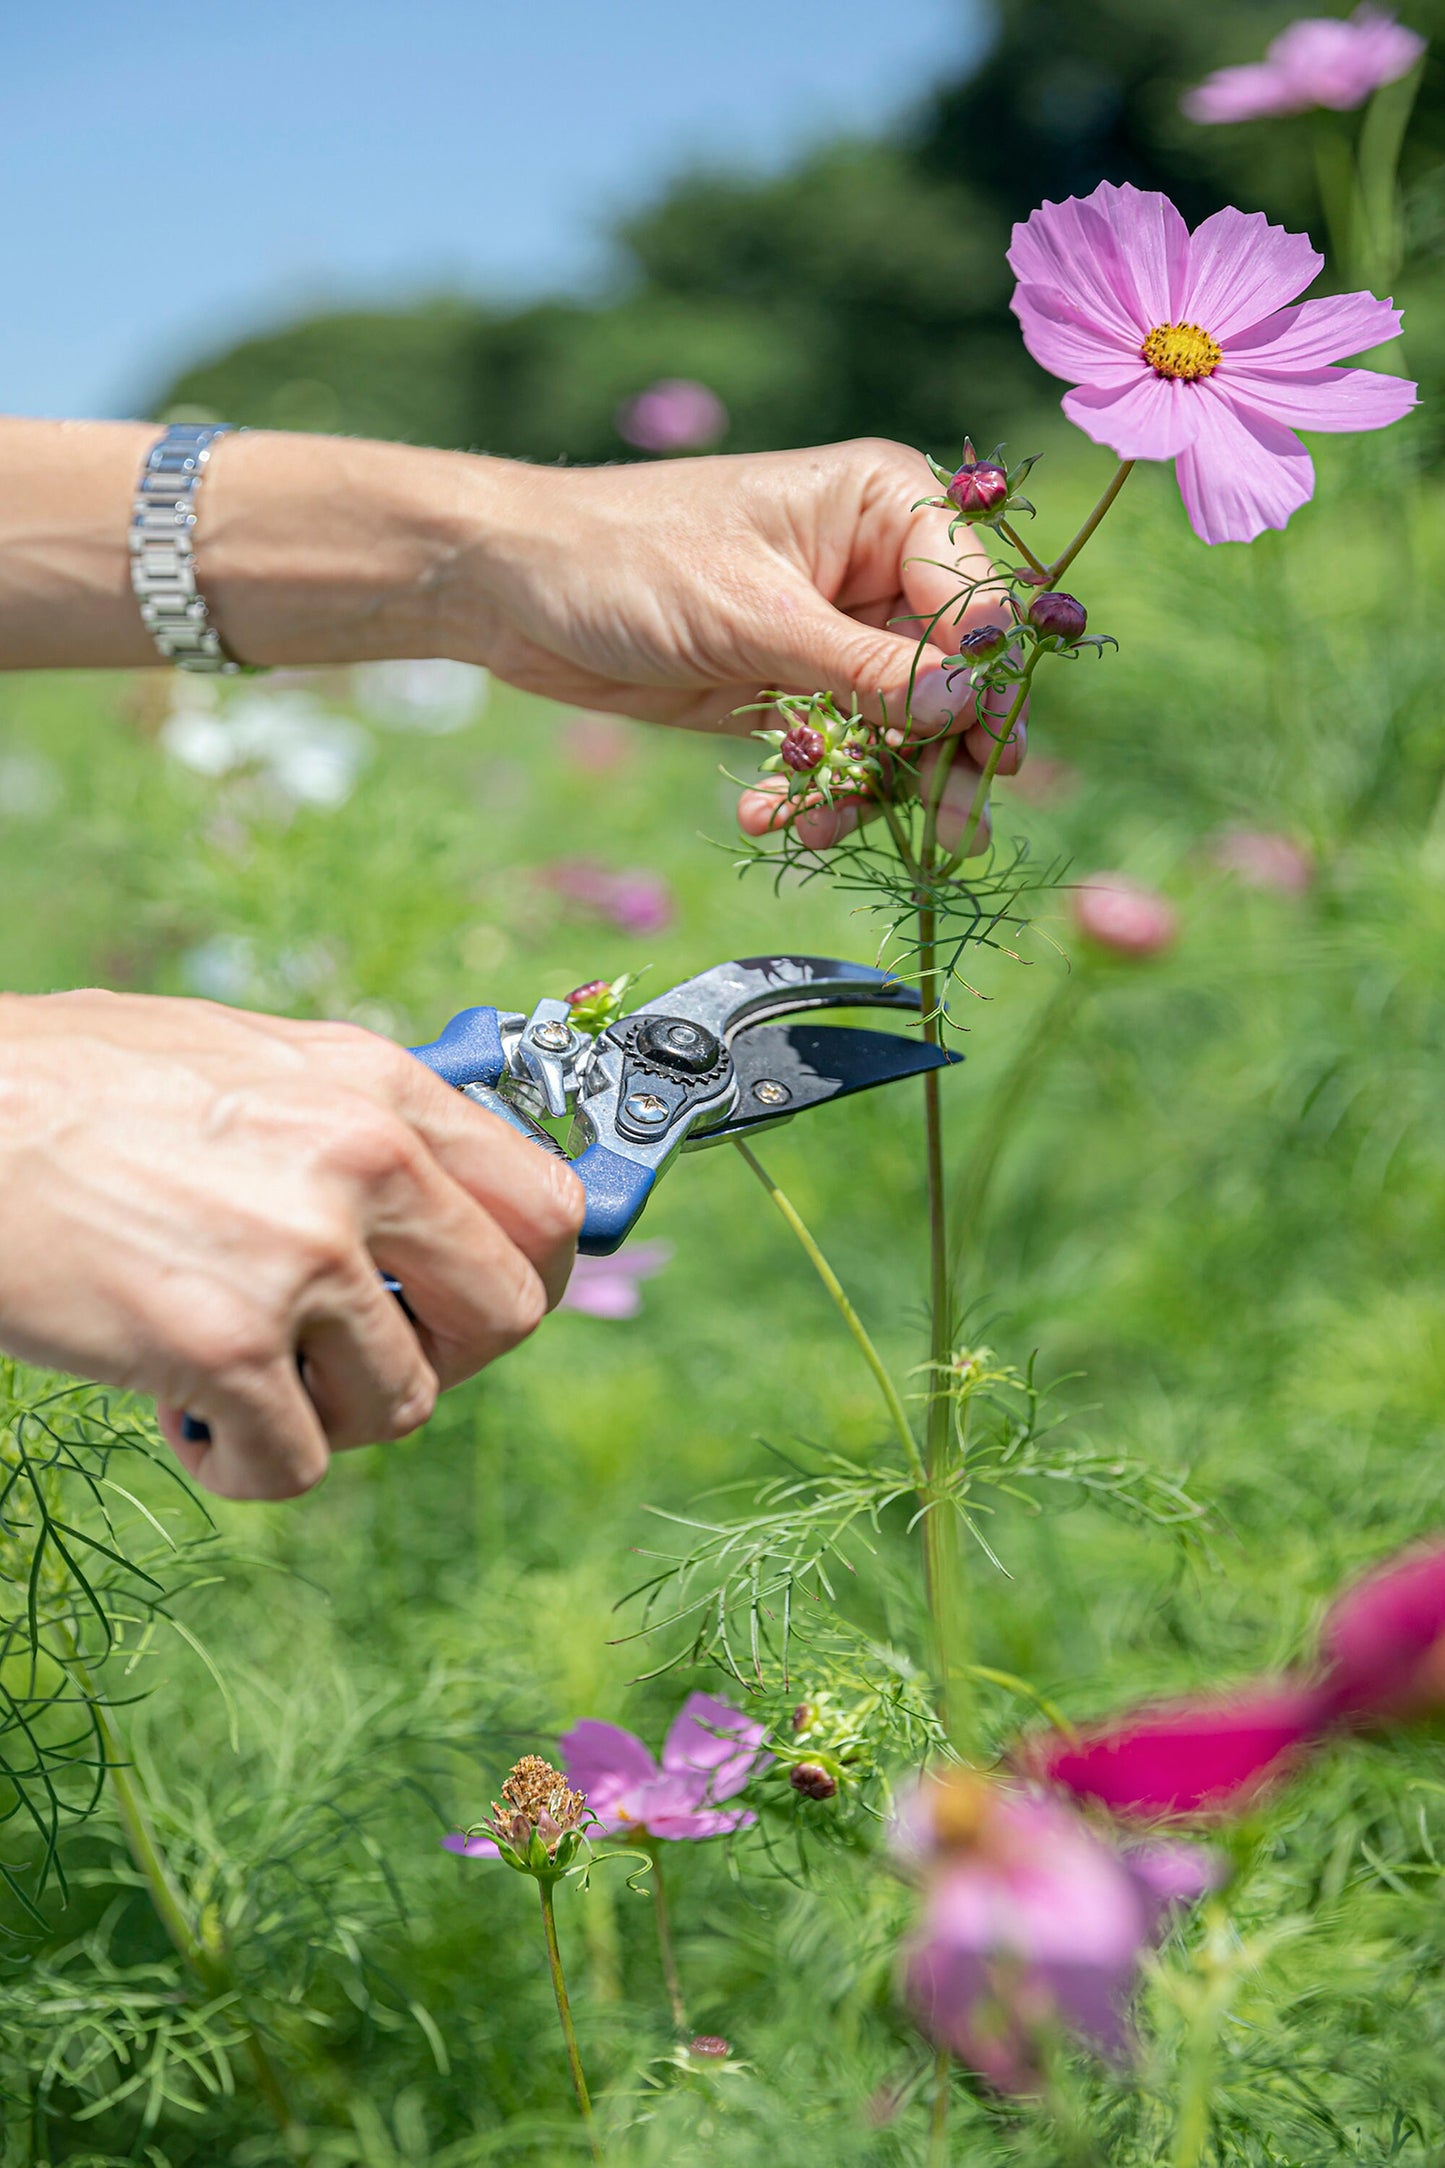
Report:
154,0,1445,460
3,430,1445,2161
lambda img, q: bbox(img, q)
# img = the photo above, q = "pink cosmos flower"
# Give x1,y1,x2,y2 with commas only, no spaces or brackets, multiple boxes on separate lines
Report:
901,1782,1216,2091
541,858,675,938
1072,873,1179,956
1009,180,1417,544
1025,1686,1328,1819
1318,1539,1445,1723
1212,827,1315,894
616,379,728,455
557,1240,672,1320
559,1693,770,1840
561,712,636,775
1184,7,1425,123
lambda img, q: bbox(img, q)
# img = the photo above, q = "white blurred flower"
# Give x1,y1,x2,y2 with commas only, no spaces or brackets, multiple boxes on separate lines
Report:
181,933,262,1003
0,749,62,820
351,659,488,734
160,688,369,809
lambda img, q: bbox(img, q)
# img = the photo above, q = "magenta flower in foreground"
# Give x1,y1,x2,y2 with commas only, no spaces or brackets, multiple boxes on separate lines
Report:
901,1779,1215,2092
1027,1686,1328,1819
1009,180,1416,544
559,1693,769,1840
1318,1539,1445,1723
617,378,728,455
1184,7,1425,123
558,1241,672,1320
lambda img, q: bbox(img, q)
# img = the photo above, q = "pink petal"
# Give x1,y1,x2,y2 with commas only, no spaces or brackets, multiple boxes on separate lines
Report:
646,1808,757,1840
1124,1841,1222,1914
1269,8,1424,109
1009,185,1188,345
441,1832,501,1859
1225,292,1404,368
1061,372,1202,461
1216,361,1418,433
661,1691,768,1799
1027,1686,1326,1818
1174,387,1315,546
1183,62,1305,123
559,1718,660,1811
1182,208,1323,342
1011,284,1143,386
1319,1541,1445,1722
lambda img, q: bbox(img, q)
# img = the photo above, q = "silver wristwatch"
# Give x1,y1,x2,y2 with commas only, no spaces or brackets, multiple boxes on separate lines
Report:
129,422,243,672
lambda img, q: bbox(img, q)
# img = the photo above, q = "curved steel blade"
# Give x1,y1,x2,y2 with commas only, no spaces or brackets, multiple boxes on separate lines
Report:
688,1022,960,1146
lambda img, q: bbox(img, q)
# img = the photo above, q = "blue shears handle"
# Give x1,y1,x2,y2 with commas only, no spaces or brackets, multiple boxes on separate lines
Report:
407,1008,653,1256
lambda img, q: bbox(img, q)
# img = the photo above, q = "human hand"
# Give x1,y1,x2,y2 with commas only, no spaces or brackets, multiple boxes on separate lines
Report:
453,437,1026,852
0,991,583,1501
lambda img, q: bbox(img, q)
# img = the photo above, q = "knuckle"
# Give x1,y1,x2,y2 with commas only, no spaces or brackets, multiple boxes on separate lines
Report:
386,1367,438,1439
326,1100,420,1188
187,1303,281,1384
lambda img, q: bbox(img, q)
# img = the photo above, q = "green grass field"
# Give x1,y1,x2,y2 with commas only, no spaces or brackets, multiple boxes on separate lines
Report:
4,436,1445,2164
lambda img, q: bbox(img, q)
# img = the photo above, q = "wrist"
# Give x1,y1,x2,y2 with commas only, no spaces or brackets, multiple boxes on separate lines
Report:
198,433,519,668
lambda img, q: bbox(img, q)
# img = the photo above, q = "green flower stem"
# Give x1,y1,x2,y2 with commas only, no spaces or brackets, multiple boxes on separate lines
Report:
938,660,1039,879
1169,1903,1235,2168
71,1652,309,2158
1044,460,1134,589
539,1880,603,2160
648,1849,688,2035
732,1139,926,1489
927,2046,951,2166
997,519,1049,581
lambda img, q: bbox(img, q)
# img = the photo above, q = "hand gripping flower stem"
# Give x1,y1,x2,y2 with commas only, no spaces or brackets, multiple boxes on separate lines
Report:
69,1649,309,2158
647,1849,688,2034
732,1138,926,1489
539,1880,604,2160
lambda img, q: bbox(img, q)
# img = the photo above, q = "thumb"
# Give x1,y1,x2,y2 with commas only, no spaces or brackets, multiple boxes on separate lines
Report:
757,593,970,738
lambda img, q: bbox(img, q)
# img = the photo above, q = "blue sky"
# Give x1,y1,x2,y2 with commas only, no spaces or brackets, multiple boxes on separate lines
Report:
2,0,983,421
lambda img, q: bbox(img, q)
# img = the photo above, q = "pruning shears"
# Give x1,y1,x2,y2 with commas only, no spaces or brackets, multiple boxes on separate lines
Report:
409,953,959,1256
180,956,956,1443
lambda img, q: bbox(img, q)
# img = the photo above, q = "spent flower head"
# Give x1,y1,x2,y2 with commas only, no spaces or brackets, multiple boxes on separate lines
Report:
565,971,642,1039
443,1755,589,1882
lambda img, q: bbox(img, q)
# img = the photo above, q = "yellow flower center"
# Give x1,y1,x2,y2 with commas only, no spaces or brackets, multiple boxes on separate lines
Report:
1141,321,1222,382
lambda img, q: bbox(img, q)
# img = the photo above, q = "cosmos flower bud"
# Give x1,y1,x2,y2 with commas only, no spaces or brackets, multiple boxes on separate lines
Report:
1027,591,1088,644
790,1702,816,1733
779,723,827,774
688,2035,732,2062
789,1761,838,1801
953,623,1010,665
567,981,609,1008
1073,875,1178,959
946,458,1009,520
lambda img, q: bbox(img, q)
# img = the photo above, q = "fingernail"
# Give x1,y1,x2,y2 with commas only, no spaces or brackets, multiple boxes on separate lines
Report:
908,665,961,732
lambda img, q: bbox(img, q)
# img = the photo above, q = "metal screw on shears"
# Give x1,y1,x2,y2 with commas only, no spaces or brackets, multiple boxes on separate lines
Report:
752,1079,791,1106
624,1090,671,1126
531,1020,572,1051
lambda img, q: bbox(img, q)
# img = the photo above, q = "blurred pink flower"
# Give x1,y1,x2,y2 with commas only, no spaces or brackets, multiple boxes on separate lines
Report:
541,858,675,938
561,712,637,774
1184,7,1425,122
558,1241,672,1320
1025,1686,1327,1819
1318,1539,1445,1723
1072,873,1179,957
617,378,728,455
1009,181,1416,544
560,1692,770,1839
1212,827,1315,893
901,1781,1215,2091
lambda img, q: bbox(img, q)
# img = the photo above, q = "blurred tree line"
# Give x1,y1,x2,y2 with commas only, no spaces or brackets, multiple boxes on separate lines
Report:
157,0,1445,460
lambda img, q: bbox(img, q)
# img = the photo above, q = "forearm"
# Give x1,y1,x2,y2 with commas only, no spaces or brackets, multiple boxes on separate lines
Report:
0,419,520,671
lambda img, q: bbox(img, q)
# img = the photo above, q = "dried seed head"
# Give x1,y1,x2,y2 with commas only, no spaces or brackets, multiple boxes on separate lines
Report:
491,1756,586,1853
1027,591,1088,644
789,1761,838,1801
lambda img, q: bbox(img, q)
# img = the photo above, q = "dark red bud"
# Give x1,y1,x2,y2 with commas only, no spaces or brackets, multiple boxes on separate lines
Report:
790,1702,815,1733
688,2035,732,2061
945,462,1008,518
955,622,1009,663
1027,591,1088,643
567,981,609,1006
779,723,827,774
789,1762,838,1801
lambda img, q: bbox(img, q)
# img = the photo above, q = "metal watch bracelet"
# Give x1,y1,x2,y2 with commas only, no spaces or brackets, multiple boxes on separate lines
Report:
129,422,245,673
